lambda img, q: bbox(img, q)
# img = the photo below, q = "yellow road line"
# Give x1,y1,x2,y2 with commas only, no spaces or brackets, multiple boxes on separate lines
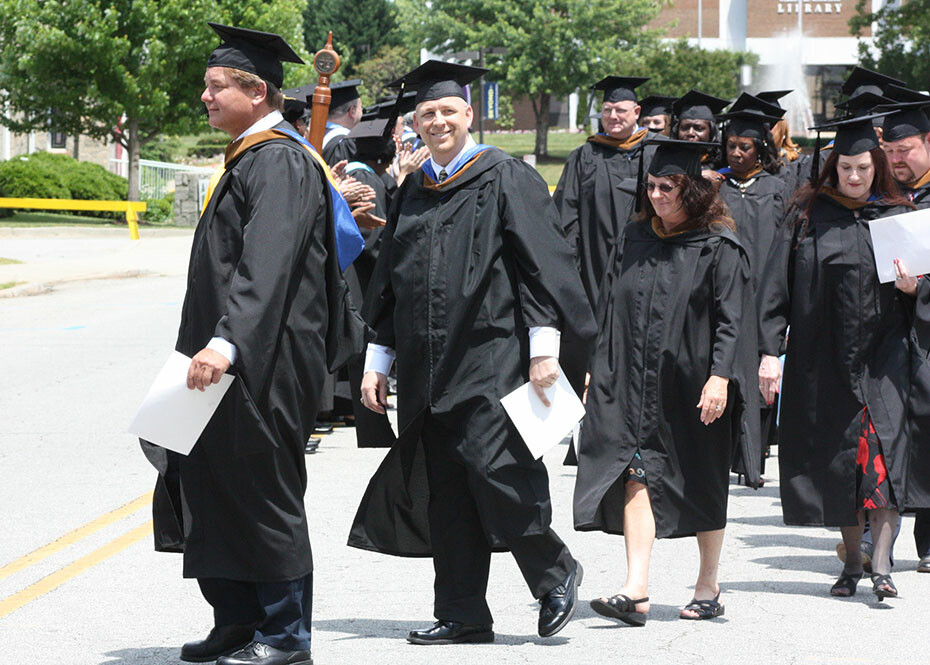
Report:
0,520,153,620
0,492,153,583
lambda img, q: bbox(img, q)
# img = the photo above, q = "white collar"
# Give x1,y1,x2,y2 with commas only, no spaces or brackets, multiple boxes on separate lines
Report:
429,135,476,179
235,110,284,142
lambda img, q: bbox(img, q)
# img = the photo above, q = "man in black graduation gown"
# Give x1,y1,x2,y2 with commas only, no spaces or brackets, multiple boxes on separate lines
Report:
879,99,930,573
322,79,363,165
552,76,656,409
350,60,596,644
141,23,366,665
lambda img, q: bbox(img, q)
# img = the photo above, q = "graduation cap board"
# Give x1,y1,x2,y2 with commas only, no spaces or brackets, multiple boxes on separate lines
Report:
717,93,785,140
330,79,362,108
207,22,304,89
672,90,730,122
348,97,400,162
756,90,792,109
389,60,487,106
282,85,313,124
808,111,893,183
885,84,930,104
834,91,894,118
841,66,904,98
875,101,930,143
591,76,649,104
639,95,676,118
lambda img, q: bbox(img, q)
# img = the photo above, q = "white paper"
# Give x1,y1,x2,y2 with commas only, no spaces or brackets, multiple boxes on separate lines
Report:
869,207,930,283
128,351,235,455
500,366,586,459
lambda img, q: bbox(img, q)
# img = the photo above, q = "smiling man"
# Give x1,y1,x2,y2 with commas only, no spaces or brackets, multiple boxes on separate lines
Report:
142,22,365,665
349,60,596,644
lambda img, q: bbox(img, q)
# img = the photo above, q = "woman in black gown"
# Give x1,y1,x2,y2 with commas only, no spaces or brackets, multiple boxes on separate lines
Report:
574,139,760,624
758,115,928,601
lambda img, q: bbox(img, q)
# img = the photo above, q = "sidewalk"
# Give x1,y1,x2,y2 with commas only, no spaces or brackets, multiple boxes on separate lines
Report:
0,226,193,298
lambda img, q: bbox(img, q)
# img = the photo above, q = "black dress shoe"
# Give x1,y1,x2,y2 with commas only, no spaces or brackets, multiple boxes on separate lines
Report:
313,421,334,435
304,438,320,454
180,623,257,662
918,554,930,573
406,620,494,645
217,641,312,665
538,560,583,637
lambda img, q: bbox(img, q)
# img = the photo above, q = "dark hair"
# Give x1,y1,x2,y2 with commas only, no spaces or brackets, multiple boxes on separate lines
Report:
722,126,782,175
637,173,735,232
670,117,722,167
792,147,914,237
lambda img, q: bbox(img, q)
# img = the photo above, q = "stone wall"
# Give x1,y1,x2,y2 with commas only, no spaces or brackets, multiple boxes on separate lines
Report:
173,172,209,227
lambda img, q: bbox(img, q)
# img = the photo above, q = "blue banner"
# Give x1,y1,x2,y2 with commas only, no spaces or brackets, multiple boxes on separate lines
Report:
484,82,499,121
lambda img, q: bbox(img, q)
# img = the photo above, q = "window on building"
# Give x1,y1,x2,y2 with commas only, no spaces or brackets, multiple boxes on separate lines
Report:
49,131,66,149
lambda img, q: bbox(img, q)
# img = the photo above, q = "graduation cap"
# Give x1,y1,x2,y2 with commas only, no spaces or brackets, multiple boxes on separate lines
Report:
807,112,892,183
207,22,304,90
281,85,313,124
364,91,418,120
875,100,930,143
388,60,487,106
716,93,785,140
834,91,894,118
840,66,904,98
884,84,930,104
591,76,649,104
672,90,730,122
639,95,676,118
347,101,398,163
331,79,362,108
756,90,792,110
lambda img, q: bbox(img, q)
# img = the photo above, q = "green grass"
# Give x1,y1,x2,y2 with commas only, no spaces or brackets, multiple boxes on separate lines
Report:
0,281,24,290
482,131,587,187
0,257,23,265
0,211,125,227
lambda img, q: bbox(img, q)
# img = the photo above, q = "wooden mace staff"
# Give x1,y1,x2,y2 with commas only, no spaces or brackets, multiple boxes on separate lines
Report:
308,32,341,153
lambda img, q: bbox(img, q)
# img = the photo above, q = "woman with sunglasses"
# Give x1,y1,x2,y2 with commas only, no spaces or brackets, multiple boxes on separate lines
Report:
758,115,930,602
574,139,761,624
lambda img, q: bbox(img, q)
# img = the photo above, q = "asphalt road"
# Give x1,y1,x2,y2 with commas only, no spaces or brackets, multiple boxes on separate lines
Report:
2,268,929,665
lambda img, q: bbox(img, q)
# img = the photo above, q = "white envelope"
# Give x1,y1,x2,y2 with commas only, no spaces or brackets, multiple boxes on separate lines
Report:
500,366,586,459
869,207,930,283
128,351,235,455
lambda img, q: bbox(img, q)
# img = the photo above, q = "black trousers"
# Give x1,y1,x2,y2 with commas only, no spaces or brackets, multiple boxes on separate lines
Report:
421,415,573,625
915,509,930,558
198,574,313,651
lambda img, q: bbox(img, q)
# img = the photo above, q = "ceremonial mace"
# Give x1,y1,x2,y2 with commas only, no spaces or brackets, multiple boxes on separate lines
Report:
309,32,341,152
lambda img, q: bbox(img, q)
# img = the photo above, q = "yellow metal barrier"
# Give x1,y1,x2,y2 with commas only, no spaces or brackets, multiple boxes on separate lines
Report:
0,198,147,240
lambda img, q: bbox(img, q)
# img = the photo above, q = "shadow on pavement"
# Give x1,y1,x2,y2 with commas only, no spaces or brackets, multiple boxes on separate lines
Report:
738,532,840,551
100,647,183,664
313,617,570,645
728,483,782,499
750,553,839,573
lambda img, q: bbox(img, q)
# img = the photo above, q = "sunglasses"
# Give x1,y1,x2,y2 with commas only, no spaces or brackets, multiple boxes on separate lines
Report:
646,182,678,194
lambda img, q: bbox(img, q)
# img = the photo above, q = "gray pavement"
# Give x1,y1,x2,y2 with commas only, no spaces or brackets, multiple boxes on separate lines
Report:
1,233,929,664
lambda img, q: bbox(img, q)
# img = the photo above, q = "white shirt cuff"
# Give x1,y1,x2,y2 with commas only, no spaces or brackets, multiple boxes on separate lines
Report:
529,326,560,359
364,343,396,375
207,337,237,365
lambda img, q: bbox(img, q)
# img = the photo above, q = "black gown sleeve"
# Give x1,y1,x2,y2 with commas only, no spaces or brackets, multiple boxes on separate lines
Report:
213,146,320,394
757,215,798,357
361,184,404,350
498,159,596,341
552,146,583,256
711,238,751,380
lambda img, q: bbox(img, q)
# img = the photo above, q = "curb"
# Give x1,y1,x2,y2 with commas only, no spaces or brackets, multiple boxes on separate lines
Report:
0,269,155,299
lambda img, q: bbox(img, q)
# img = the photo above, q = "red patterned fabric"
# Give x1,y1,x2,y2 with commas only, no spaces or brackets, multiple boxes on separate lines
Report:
856,409,896,510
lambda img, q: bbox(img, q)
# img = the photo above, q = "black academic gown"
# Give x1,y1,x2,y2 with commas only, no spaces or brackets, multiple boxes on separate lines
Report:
348,147,596,556
340,164,396,448
758,192,930,526
574,220,760,538
323,136,355,166
142,122,367,581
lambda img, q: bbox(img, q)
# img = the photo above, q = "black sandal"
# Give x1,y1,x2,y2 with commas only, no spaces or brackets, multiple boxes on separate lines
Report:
590,594,649,626
680,592,725,620
830,570,862,597
871,573,899,601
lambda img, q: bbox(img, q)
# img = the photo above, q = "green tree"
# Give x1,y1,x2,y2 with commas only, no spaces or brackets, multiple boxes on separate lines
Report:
0,0,304,202
633,40,757,99
850,0,930,89
354,46,414,106
399,0,662,157
303,0,401,76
